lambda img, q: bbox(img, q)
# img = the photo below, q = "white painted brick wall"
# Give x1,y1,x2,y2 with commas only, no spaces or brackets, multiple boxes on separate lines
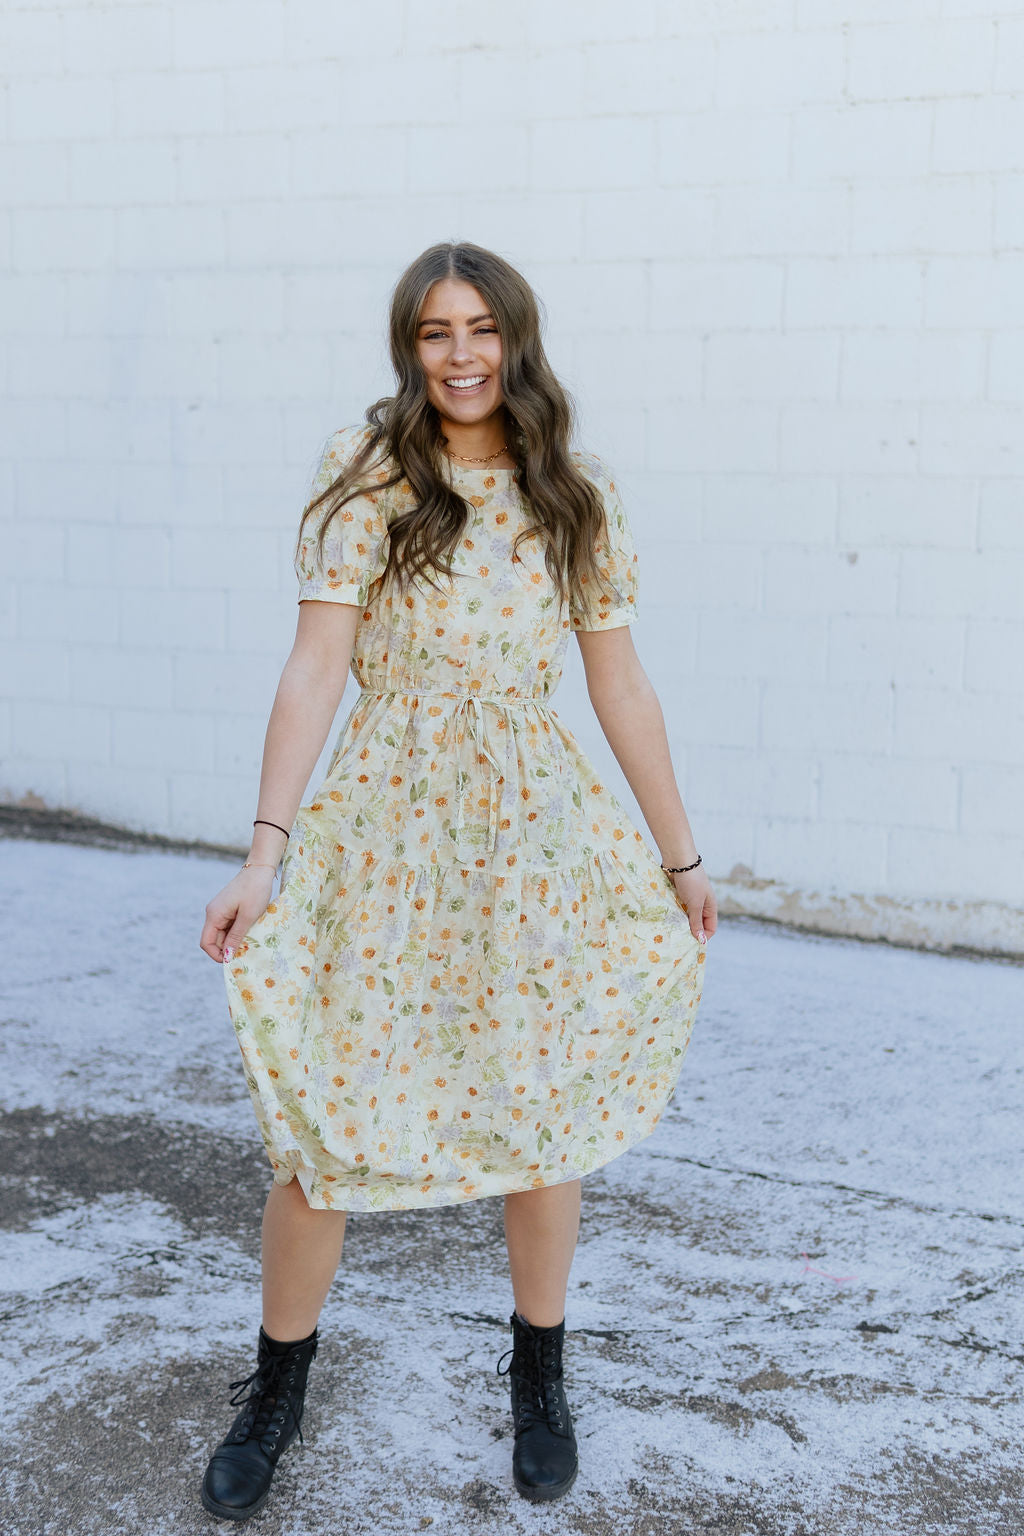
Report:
2,2,1022,950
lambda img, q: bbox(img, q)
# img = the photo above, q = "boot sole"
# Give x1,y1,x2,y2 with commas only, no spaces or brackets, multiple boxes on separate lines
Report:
513,1461,579,1502
201,1481,272,1522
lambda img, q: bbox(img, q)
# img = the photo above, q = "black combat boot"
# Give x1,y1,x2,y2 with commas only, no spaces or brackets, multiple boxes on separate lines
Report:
201,1326,318,1521
496,1312,579,1502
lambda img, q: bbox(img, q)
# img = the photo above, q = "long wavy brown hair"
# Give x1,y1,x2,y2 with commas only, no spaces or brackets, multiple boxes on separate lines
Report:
295,241,609,616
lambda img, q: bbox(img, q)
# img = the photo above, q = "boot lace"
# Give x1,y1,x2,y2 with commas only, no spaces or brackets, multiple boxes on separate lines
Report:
226,1350,307,1452
496,1329,569,1436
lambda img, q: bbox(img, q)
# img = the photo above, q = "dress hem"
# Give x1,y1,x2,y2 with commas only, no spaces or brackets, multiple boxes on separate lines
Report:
264,1108,673,1215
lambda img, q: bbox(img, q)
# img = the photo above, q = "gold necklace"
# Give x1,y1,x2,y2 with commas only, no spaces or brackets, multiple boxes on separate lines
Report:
443,442,510,465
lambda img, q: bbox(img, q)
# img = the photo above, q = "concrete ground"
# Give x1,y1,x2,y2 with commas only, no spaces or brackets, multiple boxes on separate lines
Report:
0,832,1021,1536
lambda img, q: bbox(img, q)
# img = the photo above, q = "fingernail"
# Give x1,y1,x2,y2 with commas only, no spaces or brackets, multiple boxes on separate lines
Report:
698,932,707,945
224,946,233,962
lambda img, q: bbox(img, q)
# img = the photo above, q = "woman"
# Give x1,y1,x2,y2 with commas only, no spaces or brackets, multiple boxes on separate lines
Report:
199,240,715,1519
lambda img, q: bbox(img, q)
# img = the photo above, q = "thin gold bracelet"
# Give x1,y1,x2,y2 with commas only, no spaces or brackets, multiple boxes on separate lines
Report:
243,860,279,871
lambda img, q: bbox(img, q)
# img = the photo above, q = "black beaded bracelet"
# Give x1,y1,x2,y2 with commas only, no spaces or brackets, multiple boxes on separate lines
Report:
662,855,702,873
253,818,290,839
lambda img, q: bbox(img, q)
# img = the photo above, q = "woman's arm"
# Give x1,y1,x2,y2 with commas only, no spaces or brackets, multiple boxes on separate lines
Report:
576,625,716,943
200,600,360,963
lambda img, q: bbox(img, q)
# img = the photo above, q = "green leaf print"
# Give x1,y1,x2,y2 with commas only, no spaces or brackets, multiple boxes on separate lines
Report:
438,1021,463,1055
311,1036,328,1066
481,1054,506,1084
537,1125,553,1151
572,1073,594,1108
381,975,395,996
259,1015,278,1032
534,981,550,999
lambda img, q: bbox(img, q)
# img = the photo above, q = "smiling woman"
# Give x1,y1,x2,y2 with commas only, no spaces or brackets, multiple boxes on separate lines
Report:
198,240,715,1518
297,243,612,613
418,295,505,413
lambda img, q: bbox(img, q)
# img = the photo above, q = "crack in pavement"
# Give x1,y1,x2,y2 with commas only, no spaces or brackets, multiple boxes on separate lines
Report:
645,1148,1024,1232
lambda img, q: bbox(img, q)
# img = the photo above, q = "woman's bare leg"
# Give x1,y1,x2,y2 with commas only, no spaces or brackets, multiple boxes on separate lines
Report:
260,1178,347,1339
503,1180,581,1326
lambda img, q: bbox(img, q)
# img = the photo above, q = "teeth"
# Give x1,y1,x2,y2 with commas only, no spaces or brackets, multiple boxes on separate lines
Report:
445,376,486,389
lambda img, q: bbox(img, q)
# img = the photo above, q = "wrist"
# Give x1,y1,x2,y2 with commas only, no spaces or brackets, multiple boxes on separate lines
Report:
248,824,289,864
662,853,702,874
659,842,698,867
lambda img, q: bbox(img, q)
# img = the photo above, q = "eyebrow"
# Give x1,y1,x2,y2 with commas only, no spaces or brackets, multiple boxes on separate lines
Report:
417,313,495,327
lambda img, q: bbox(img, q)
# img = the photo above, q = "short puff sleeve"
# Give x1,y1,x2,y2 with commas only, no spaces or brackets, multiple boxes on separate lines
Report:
294,424,390,606
568,452,640,631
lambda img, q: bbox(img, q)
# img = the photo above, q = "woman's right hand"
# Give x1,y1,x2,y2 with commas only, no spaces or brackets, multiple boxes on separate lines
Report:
200,865,278,964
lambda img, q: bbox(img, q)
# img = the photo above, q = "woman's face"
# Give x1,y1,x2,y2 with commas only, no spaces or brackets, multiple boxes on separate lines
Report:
415,278,505,429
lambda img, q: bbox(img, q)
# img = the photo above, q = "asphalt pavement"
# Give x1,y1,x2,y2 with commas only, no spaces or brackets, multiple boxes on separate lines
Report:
1,831,1021,1536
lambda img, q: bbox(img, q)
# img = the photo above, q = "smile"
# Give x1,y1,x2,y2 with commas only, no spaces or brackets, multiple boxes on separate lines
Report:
444,376,488,392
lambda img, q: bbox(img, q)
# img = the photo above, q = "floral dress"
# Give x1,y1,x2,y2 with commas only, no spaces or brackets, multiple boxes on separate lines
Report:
223,424,706,1212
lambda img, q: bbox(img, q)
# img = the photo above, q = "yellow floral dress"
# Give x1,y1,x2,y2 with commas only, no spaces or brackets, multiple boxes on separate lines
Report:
223,424,706,1212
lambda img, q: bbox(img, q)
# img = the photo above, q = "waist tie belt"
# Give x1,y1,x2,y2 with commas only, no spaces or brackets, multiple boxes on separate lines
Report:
359,687,528,856
453,694,505,855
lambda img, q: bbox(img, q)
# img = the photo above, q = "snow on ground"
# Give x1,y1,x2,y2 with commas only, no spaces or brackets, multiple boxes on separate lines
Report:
1,835,1021,1536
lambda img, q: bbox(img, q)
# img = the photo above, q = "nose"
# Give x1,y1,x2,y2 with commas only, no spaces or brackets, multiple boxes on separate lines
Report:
446,329,473,364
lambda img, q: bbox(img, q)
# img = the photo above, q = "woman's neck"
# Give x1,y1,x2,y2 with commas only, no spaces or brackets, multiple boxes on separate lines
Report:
440,411,513,466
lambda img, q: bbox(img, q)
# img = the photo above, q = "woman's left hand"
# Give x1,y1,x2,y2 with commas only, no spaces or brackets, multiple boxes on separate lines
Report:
670,867,717,947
